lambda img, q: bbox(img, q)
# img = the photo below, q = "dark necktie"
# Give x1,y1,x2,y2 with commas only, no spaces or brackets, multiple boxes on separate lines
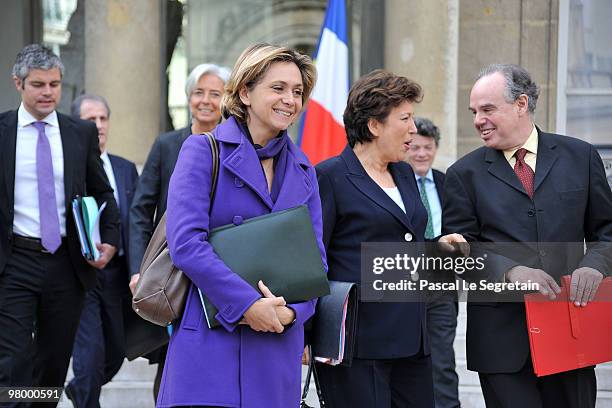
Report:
419,177,435,239
33,121,62,253
514,148,535,199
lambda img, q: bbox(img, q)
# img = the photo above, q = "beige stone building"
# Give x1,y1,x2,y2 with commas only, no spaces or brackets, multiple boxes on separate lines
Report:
2,0,610,169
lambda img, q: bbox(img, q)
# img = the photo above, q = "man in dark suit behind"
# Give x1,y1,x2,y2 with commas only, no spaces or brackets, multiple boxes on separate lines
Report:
0,44,119,402
64,94,138,408
443,64,612,407
128,63,229,398
407,117,460,408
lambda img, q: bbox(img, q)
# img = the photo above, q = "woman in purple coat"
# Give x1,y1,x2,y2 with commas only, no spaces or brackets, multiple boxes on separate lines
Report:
157,43,326,408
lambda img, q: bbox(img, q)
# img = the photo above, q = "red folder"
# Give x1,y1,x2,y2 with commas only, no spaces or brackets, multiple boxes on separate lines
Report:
524,275,612,377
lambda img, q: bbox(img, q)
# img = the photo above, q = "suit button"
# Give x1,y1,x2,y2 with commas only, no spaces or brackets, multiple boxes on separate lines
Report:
539,250,547,257
527,209,535,217
404,233,413,242
234,178,244,188
232,215,243,226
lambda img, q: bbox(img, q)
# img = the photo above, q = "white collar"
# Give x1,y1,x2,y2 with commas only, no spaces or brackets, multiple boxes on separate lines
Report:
17,103,59,128
414,168,434,183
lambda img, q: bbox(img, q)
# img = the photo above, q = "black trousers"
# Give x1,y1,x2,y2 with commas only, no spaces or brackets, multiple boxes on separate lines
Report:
316,353,435,408
426,301,460,408
66,256,128,408
478,356,596,408
0,246,84,408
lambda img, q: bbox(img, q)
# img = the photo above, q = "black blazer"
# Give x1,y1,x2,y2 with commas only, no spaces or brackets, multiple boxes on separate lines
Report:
0,110,120,290
443,129,612,373
128,126,191,276
316,145,429,359
432,168,445,206
108,154,139,263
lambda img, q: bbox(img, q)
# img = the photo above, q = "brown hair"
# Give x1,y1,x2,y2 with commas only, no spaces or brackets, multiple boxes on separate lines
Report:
221,43,317,122
344,69,423,147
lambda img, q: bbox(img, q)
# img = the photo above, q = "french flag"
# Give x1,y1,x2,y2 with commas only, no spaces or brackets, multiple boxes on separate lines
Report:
299,0,349,165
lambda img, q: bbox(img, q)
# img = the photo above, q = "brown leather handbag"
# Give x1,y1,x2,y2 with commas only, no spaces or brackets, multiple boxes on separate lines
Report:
132,132,219,326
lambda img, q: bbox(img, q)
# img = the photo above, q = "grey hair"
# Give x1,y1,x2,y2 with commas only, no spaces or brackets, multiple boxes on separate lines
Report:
12,44,65,82
414,117,440,146
477,64,540,115
71,94,111,118
185,63,231,97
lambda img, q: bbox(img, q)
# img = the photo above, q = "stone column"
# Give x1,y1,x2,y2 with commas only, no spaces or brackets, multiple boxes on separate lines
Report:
84,0,161,165
457,1,559,157
385,0,459,168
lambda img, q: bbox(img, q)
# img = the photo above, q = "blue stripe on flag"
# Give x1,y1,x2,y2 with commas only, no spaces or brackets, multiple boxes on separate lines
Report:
323,0,347,44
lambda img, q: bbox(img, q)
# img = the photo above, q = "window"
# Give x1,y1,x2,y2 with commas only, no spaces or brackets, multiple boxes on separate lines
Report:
557,0,612,144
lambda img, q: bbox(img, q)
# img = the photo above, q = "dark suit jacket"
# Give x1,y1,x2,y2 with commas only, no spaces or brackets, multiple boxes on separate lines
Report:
129,126,190,276
316,145,430,359
432,168,445,208
0,110,120,290
443,129,612,374
108,154,139,263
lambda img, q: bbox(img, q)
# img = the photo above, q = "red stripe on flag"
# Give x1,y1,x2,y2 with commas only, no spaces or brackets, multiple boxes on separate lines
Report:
301,100,346,165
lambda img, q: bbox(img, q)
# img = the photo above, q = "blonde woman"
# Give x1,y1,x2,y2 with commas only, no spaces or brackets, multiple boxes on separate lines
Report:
157,44,326,408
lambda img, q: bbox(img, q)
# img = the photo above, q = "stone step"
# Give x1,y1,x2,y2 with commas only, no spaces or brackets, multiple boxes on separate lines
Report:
111,358,157,382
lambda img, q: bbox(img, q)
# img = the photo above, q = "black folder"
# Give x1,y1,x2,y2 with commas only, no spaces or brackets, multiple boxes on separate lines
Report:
310,281,358,366
200,205,330,329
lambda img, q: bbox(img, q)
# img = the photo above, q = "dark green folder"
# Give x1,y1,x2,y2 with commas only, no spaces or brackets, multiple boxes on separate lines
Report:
199,205,329,329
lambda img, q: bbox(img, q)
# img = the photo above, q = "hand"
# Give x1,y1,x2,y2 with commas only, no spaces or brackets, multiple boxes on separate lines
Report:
276,305,296,326
242,280,285,333
438,233,470,257
258,280,296,326
87,243,117,269
302,346,310,365
506,266,561,300
569,267,603,307
129,273,140,296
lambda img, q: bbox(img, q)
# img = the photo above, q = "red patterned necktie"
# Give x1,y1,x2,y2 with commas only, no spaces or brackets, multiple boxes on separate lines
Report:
514,148,534,199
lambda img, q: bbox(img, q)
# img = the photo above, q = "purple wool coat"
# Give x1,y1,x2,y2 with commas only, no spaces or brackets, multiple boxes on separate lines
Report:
157,116,327,408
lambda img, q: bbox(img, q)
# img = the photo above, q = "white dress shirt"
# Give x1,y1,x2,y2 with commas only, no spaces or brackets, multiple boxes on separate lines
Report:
13,103,66,237
100,151,122,255
382,186,407,213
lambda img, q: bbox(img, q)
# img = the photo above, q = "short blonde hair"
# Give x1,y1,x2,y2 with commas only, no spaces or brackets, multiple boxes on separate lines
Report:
222,43,317,122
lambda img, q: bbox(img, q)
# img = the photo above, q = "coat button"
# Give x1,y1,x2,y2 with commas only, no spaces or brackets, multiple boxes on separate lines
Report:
404,233,413,242
232,215,243,226
234,178,244,187
539,250,547,257
527,209,535,217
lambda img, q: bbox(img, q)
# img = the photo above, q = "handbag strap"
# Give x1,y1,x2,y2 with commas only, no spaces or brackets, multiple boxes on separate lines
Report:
300,345,326,407
201,131,219,204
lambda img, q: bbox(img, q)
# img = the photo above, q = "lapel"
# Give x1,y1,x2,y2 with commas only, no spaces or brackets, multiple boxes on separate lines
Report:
533,130,558,193
342,145,415,231
485,147,528,197
0,111,18,211
272,142,313,211
432,169,445,202
58,113,76,205
215,117,274,209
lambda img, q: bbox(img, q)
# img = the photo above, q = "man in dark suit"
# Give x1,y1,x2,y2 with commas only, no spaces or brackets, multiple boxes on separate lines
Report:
128,63,229,398
0,44,119,402
443,64,612,407
64,95,138,408
407,117,460,408
127,124,190,396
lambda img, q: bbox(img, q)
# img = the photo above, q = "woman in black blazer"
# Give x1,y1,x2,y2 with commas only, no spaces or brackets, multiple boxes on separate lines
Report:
315,70,466,408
